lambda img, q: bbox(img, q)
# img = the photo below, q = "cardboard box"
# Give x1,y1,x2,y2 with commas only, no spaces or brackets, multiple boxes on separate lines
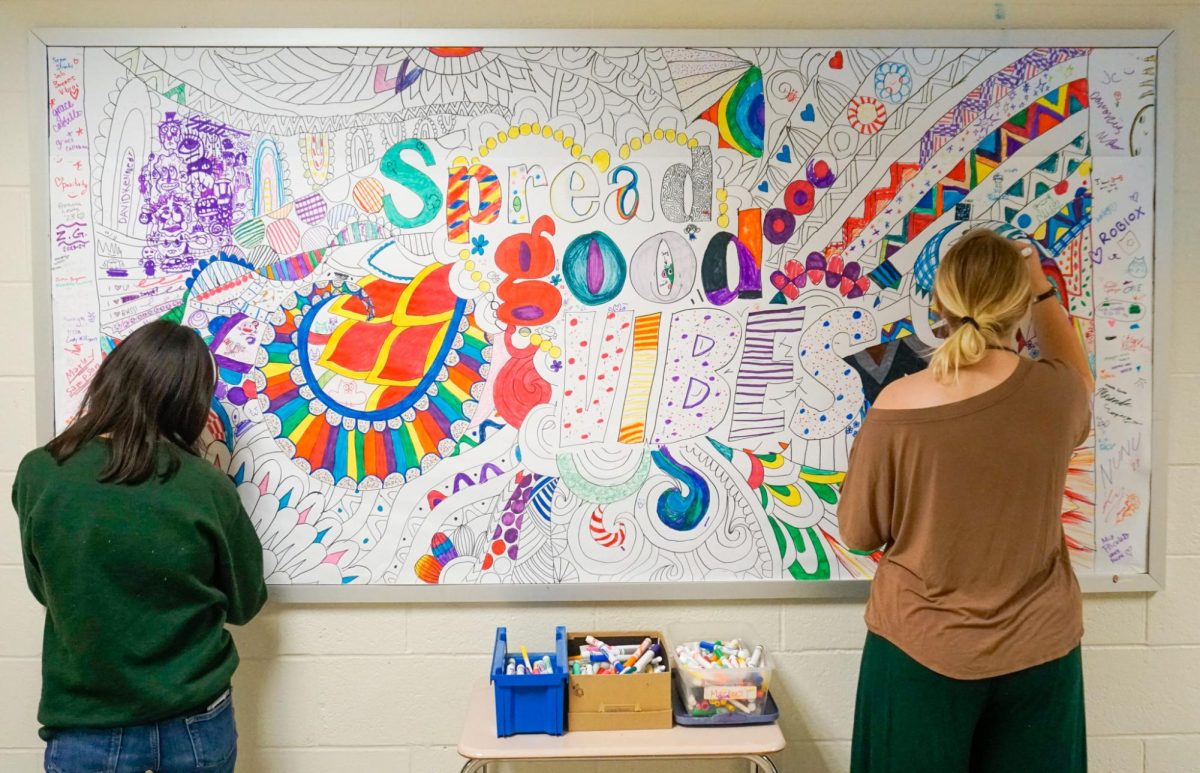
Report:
566,630,673,731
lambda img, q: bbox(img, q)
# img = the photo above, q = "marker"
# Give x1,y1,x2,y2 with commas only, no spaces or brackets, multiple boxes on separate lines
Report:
748,645,764,668
506,660,516,675
516,663,526,675
585,635,618,663
520,646,533,670
623,643,663,674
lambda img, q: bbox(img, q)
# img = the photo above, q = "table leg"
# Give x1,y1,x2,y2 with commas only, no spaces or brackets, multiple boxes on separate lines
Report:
744,754,780,773
459,760,489,773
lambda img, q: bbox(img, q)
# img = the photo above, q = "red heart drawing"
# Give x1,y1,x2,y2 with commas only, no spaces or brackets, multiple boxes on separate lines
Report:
829,51,844,69
1054,179,1069,195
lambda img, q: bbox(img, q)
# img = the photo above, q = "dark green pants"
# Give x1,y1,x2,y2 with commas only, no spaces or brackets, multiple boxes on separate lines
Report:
851,633,1086,773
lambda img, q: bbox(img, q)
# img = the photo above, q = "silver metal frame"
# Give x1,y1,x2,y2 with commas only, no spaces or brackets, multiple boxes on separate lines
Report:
27,28,1173,603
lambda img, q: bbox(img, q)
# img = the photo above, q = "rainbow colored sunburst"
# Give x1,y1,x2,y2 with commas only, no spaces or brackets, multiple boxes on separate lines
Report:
258,264,491,486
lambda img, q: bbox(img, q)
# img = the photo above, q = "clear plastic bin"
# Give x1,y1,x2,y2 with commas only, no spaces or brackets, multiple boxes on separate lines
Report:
667,624,772,718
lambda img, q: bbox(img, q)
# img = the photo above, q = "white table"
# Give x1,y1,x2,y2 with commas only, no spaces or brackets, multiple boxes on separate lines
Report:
457,679,785,772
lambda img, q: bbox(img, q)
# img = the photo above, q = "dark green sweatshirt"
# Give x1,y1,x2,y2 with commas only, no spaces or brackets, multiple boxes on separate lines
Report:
13,439,268,738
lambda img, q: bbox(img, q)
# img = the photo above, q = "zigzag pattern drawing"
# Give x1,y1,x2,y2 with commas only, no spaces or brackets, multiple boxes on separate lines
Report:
822,162,921,257
919,47,1088,163
1036,191,1093,257
871,78,1088,265
801,52,1079,264
766,51,990,243
980,132,1089,224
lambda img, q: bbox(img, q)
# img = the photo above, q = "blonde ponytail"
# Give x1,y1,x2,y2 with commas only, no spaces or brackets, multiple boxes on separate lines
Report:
930,318,989,382
928,228,1031,383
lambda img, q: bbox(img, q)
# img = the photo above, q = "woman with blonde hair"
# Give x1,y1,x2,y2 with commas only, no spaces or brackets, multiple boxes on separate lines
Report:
839,227,1093,772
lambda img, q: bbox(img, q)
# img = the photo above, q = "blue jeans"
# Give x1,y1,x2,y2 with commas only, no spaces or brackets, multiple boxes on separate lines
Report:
44,691,237,773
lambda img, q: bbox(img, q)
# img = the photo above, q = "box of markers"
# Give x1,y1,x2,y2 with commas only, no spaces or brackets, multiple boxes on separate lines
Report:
565,630,673,731
490,625,568,737
669,625,773,719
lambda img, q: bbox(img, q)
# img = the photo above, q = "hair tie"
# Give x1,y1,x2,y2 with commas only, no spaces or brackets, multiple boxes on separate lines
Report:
960,316,980,330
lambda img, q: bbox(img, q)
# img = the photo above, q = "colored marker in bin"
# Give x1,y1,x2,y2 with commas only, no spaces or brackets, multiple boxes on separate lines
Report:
507,653,554,675
572,635,667,675
675,639,771,717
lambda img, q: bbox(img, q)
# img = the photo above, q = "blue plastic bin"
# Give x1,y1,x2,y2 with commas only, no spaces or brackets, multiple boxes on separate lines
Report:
490,626,568,737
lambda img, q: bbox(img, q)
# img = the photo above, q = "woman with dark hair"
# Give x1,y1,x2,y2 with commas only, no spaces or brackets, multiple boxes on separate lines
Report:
840,229,1093,772
14,320,267,773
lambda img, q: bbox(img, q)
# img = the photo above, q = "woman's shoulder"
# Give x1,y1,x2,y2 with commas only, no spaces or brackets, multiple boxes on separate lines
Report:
13,446,77,514
174,452,238,491
1027,356,1092,398
169,454,246,521
872,370,936,410
16,445,60,481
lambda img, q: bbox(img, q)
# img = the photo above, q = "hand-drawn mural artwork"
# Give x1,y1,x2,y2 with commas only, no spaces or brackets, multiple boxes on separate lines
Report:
46,43,1158,587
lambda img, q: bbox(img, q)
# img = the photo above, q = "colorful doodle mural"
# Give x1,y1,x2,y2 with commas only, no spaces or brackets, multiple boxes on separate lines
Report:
46,43,1158,586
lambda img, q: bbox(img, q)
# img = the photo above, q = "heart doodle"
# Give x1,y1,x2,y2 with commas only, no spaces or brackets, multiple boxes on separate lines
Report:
829,51,845,69
800,104,816,122
776,144,792,164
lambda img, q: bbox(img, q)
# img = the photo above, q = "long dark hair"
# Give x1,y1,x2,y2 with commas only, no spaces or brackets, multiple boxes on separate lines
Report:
47,320,216,484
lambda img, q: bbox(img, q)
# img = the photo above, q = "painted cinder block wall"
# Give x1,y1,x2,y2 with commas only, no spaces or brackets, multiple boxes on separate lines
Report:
1,1,1197,771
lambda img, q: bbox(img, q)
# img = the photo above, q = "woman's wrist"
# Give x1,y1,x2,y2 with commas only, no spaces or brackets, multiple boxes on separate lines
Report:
1032,285,1058,304
1030,280,1054,297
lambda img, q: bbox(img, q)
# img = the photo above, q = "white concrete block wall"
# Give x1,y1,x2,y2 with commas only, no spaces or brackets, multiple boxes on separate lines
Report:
0,1,1196,771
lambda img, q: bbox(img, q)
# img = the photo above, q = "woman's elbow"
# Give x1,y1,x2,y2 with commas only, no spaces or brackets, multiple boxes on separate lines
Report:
838,521,882,553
